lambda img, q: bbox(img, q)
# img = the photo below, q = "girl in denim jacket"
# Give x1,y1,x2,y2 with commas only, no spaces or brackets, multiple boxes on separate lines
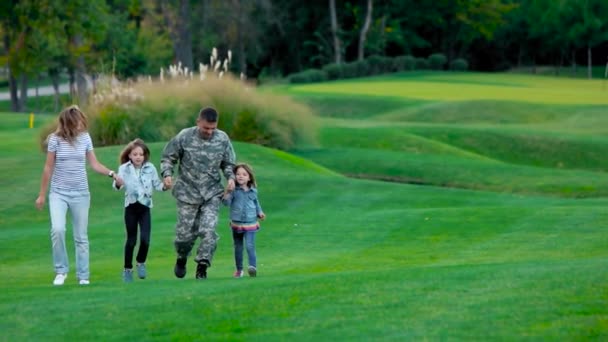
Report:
222,163,265,278
114,139,165,282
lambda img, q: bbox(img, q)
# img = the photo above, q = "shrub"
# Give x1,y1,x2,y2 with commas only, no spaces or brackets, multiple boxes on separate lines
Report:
393,55,416,71
322,63,343,80
366,55,393,75
40,75,318,151
450,58,469,71
351,60,371,77
414,57,429,70
428,53,447,70
288,69,328,84
340,62,359,79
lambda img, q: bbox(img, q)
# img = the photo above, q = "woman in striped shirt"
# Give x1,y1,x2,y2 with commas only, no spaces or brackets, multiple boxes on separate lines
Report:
36,105,123,286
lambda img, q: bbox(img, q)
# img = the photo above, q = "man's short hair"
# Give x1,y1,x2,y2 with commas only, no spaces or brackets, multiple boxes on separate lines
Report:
198,107,219,122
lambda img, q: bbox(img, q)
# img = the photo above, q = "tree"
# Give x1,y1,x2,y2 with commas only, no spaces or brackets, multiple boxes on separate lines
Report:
329,0,342,64
159,0,193,70
565,0,608,78
357,0,373,61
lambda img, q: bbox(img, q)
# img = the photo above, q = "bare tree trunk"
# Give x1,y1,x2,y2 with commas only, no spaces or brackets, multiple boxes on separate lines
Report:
8,70,20,112
73,35,88,105
50,70,60,112
379,14,387,55
517,44,523,68
4,31,20,112
18,74,27,112
329,0,341,64
69,68,76,100
176,0,193,70
234,0,247,76
358,0,373,61
160,0,193,70
571,50,577,76
587,45,592,79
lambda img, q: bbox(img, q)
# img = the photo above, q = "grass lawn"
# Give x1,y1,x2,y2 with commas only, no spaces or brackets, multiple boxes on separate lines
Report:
1,71,608,341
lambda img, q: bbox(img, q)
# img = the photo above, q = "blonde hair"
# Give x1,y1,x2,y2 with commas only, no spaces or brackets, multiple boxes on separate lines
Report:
119,138,150,164
55,105,88,144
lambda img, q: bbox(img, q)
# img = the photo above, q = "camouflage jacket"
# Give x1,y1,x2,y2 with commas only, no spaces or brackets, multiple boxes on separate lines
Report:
160,127,236,204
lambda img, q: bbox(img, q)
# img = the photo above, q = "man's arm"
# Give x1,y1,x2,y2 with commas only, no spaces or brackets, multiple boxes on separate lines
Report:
220,139,236,180
160,133,182,178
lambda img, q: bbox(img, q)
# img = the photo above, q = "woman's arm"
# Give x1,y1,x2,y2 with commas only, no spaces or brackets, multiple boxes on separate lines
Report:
87,150,122,186
113,164,126,190
35,151,55,210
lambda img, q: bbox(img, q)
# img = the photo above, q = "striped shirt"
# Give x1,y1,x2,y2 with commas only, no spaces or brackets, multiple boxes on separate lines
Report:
47,132,93,192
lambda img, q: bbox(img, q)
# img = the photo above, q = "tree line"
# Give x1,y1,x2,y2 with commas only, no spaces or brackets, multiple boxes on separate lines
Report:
1,0,607,112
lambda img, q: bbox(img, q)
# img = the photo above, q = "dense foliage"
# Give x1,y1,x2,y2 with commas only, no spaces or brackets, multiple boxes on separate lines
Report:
1,0,607,111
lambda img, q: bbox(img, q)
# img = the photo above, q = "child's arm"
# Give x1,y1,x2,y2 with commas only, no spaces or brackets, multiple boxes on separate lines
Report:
222,189,233,206
150,164,165,191
254,192,265,220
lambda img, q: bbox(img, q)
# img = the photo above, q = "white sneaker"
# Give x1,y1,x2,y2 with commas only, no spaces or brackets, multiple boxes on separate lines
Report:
79,279,90,285
53,274,67,286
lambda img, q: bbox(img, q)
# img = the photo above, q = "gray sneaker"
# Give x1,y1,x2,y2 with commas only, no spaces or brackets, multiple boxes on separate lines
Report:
123,269,133,283
136,263,146,279
247,266,257,277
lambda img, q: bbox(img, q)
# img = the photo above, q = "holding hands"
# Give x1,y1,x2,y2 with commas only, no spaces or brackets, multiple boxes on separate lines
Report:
163,176,173,190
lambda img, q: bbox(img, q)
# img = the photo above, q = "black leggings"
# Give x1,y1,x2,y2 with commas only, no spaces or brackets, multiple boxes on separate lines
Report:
124,202,151,269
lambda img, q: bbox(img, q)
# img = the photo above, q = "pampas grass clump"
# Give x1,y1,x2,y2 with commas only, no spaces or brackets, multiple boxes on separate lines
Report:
40,74,317,151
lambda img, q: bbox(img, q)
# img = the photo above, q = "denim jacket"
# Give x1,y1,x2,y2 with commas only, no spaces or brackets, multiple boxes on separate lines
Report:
114,161,164,208
222,186,263,223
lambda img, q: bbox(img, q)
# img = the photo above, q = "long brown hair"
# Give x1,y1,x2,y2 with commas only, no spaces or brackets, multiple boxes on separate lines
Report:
55,105,88,143
234,163,257,188
119,138,150,164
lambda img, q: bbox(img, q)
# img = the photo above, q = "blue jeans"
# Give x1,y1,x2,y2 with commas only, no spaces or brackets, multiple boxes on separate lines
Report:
49,190,90,280
233,230,256,270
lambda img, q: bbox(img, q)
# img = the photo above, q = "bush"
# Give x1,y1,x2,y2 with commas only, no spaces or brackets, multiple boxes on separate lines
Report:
393,55,416,71
288,69,328,84
366,55,393,75
351,60,371,77
340,62,359,79
40,75,318,151
428,53,447,70
450,58,469,71
414,57,429,70
322,63,343,80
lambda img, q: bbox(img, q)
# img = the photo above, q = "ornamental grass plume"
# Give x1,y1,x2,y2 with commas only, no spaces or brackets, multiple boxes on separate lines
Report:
38,46,317,150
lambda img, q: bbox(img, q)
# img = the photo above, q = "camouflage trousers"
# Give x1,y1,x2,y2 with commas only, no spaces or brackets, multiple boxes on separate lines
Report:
174,197,221,266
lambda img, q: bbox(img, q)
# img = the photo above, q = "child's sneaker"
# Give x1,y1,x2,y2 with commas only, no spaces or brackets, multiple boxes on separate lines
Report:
233,270,243,278
123,269,133,283
247,266,257,277
53,273,67,286
136,263,146,279
79,279,90,285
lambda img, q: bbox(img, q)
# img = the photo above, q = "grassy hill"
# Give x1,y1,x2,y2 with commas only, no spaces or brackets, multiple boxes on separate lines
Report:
1,71,608,341
284,72,608,198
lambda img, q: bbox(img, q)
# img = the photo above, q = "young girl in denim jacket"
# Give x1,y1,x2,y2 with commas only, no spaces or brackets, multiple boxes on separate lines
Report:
114,139,165,282
222,163,265,278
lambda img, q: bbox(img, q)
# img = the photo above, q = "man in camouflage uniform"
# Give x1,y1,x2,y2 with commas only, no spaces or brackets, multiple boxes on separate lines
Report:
160,107,236,279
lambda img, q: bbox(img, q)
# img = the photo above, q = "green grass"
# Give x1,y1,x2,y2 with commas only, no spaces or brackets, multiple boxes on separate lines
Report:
0,94,73,114
2,71,608,340
280,72,608,198
285,72,608,105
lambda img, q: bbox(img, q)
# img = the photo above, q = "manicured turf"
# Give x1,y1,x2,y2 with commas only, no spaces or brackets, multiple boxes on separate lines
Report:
1,71,607,340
